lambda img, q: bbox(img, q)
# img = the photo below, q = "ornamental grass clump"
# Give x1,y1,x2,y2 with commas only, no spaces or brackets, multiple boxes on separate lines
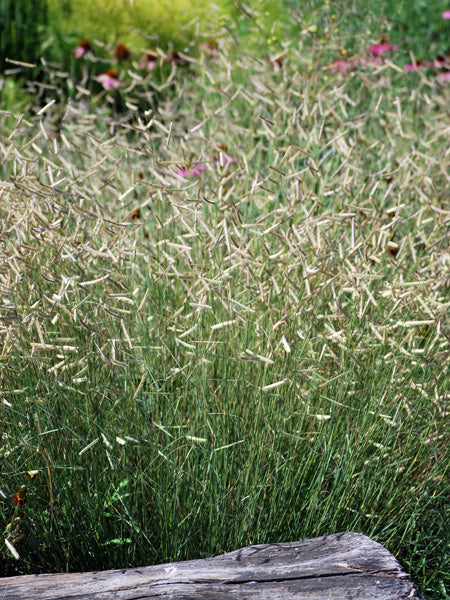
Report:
0,4,448,599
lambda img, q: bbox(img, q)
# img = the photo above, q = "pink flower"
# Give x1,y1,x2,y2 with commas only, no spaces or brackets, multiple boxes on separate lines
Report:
176,168,189,178
200,39,220,58
330,59,355,75
442,10,450,18
74,40,92,59
113,43,132,61
176,163,207,178
369,42,398,56
96,70,120,90
437,71,450,82
404,60,425,71
426,56,447,68
368,35,397,56
190,163,206,177
140,51,158,71
167,51,188,65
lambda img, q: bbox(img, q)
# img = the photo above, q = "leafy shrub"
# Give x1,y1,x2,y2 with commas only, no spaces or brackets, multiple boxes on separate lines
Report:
47,0,236,52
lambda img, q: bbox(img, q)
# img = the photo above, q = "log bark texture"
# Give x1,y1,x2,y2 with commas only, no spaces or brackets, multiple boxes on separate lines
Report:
0,531,422,599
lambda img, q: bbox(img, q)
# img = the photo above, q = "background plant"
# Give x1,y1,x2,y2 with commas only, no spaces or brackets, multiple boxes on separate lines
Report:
46,0,235,53
0,0,48,69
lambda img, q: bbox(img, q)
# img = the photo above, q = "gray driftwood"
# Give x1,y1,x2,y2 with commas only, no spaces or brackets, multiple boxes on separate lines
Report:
1,531,422,599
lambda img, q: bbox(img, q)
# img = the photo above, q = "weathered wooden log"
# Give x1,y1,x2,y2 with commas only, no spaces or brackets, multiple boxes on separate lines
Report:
1,531,422,599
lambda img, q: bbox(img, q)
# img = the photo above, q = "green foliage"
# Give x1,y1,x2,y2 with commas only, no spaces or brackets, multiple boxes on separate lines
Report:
299,0,450,57
390,0,450,56
0,77,33,116
47,0,235,51
0,0,48,70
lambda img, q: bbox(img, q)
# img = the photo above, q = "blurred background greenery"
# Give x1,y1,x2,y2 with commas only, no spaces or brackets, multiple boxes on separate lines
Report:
1,0,449,75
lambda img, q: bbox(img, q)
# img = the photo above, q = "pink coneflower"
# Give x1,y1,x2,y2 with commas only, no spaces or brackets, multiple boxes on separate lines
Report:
140,51,158,71
191,163,207,176
437,71,450,82
167,50,188,65
426,55,447,68
96,69,120,90
74,39,92,59
442,10,450,18
200,38,220,57
369,35,398,57
113,43,132,61
176,167,189,178
176,163,207,178
404,59,425,71
330,58,356,75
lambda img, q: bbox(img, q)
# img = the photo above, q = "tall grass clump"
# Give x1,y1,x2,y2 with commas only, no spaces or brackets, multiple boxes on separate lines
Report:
0,5,449,600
